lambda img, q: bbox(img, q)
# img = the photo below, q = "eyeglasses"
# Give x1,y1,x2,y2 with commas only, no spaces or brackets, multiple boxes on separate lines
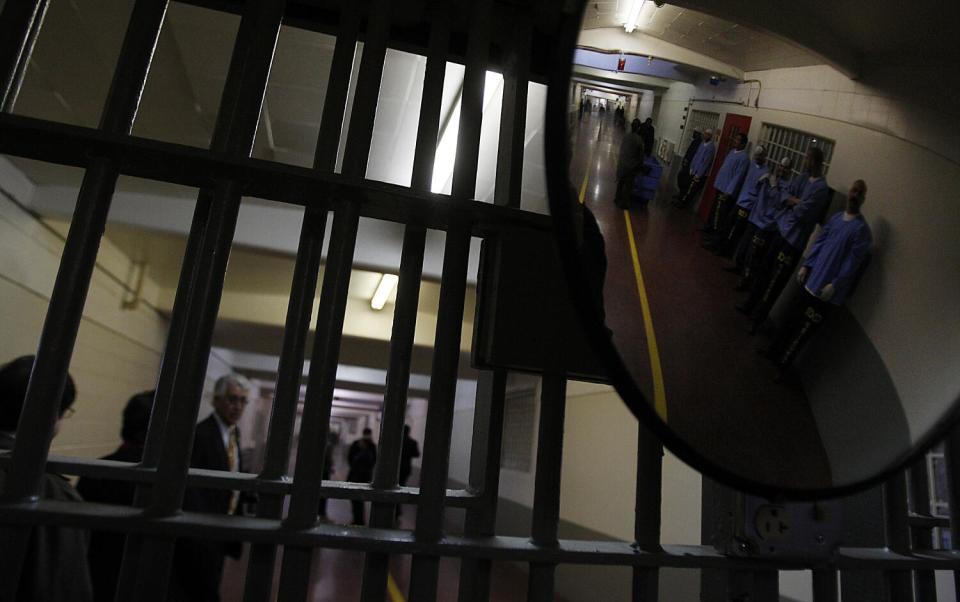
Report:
224,394,248,406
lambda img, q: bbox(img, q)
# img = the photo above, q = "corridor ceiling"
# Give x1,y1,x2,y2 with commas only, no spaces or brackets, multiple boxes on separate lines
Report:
581,0,959,77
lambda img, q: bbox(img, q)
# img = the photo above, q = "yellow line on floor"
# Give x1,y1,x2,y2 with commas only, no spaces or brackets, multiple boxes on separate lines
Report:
387,572,405,602
623,210,668,421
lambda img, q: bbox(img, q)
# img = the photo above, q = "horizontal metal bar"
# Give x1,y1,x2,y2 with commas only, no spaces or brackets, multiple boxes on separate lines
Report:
0,455,479,506
0,114,552,236
3,500,960,571
909,514,950,529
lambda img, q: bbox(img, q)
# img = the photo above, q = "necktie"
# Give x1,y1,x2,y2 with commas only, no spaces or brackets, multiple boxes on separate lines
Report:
227,427,239,514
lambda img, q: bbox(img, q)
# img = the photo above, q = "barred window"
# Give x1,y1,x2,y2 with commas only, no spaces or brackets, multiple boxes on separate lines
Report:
680,109,720,153
500,387,537,472
758,123,836,177
927,445,952,549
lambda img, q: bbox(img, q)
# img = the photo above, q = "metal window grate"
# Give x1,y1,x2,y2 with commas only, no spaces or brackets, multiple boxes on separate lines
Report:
758,122,836,177
681,108,719,152
500,387,537,472
0,2,958,602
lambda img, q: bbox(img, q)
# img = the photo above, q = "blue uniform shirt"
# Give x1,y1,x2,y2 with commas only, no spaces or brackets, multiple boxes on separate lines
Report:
736,160,770,209
690,140,715,178
714,148,750,196
747,174,787,230
802,212,872,305
775,175,831,249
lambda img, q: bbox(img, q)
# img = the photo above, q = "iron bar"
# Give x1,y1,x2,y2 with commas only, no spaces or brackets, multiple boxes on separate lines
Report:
0,0,49,111
0,1,168,598
883,472,914,601
241,206,327,602
493,14,531,209
908,459,938,602
526,374,567,602
456,369,508,602
359,224,428,602
943,424,960,599
124,1,286,598
2,499,960,570
633,422,663,601
407,224,473,601
409,3,449,192
0,114,554,234
276,203,360,602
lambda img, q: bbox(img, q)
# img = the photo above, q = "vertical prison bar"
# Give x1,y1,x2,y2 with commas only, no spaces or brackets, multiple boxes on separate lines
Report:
633,423,663,601
276,0,391,596
526,374,567,601
126,1,287,599
0,1,168,598
908,459,938,602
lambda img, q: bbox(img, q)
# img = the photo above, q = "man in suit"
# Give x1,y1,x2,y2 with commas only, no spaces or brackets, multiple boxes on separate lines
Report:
76,390,153,602
171,374,252,602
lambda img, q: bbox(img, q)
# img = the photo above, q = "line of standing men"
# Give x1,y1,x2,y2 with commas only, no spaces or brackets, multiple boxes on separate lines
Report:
673,131,873,378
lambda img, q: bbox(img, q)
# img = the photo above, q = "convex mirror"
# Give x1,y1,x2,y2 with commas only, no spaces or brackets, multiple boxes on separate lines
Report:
545,0,960,498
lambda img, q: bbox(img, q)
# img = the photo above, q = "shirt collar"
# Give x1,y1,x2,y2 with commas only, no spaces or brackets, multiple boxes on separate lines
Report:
212,411,234,436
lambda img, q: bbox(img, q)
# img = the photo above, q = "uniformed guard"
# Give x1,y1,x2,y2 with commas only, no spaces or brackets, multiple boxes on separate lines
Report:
672,128,715,208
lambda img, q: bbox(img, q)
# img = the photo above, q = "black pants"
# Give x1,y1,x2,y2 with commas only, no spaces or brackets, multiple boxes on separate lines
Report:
736,225,771,277
742,233,801,325
707,190,735,232
717,207,750,254
767,288,834,367
677,163,691,194
676,174,705,208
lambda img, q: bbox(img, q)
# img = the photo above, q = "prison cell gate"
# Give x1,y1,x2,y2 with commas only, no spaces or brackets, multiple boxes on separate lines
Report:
1,1,959,601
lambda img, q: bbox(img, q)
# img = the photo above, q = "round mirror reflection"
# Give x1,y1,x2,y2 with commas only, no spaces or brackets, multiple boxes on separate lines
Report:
549,1,960,496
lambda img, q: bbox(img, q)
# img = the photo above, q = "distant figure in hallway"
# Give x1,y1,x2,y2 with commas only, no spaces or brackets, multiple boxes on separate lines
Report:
0,355,92,602
673,128,715,208
638,117,655,157
317,432,337,521
760,180,872,376
738,147,832,332
77,390,154,602
615,118,646,208
396,425,421,519
171,374,253,602
702,132,749,235
676,129,702,198
347,427,378,525
578,97,584,121
398,425,420,488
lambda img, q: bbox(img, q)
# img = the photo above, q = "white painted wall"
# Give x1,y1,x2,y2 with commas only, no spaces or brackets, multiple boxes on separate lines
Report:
0,158,167,459
652,65,960,457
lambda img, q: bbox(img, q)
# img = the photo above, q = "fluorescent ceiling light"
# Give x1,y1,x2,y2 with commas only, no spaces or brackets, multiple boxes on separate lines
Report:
623,0,647,33
370,273,399,310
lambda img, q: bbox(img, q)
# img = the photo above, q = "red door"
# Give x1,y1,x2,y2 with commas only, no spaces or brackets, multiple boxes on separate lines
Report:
698,113,752,221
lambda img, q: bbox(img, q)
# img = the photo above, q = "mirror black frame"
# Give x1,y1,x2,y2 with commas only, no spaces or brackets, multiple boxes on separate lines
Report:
543,0,960,500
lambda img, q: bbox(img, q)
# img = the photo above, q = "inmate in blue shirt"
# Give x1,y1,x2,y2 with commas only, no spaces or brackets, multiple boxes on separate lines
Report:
747,174,788,231
714,148,750,196
690,140,716,178
775,175,831,249
736,159,771,209
802,212,872,306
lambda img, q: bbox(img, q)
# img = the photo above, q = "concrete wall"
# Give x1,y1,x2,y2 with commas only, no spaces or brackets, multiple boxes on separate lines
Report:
446,377,703,601
652,63,960,483
0,158,167,459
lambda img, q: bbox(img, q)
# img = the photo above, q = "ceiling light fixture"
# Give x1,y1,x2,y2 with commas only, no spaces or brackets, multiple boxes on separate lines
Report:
370,273,399,310
623,0,647,33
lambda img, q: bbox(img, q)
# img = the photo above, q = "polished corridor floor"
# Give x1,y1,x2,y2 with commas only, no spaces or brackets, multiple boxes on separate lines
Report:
568,111,831,488
221,453,558,601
